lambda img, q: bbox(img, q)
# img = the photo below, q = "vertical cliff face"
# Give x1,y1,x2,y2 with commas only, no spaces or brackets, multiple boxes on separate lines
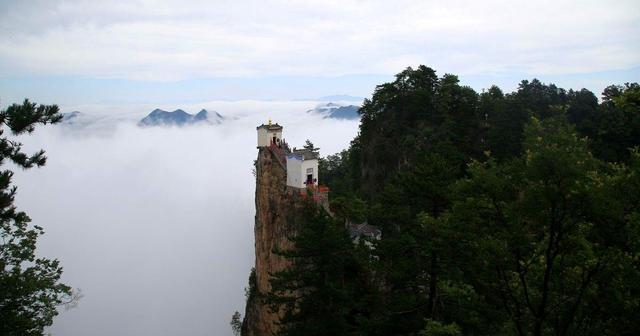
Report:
242,147,305,336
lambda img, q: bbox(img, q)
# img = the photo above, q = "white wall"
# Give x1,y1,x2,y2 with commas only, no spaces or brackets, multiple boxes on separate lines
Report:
286,156,318,188
257,127,282,147
257,128,268,147
286,155,303,187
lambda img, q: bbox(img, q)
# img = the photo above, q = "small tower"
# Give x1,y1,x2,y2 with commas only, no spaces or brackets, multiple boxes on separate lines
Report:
286,148,319,189
256,119,283,148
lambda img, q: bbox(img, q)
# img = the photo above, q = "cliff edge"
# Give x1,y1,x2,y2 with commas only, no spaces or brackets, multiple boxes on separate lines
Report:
242,147,306,336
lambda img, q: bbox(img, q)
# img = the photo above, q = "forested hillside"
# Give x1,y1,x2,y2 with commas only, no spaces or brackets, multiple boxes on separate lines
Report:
266,66,640,336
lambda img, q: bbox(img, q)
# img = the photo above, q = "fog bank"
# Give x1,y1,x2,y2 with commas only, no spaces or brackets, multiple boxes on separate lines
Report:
12,101,359,336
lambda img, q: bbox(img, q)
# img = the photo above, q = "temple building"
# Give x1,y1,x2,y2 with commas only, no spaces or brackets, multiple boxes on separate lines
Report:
286,148,319,189
256,121,283,147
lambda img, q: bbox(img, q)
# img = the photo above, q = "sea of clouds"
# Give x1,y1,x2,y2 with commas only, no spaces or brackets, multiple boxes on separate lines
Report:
11,100,360,336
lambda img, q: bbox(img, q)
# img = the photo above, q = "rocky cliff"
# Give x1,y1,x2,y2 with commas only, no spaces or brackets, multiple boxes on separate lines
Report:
242,147,306,336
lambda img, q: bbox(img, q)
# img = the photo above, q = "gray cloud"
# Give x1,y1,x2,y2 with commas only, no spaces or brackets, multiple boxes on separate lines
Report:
12,101,360,335
0,0,638,80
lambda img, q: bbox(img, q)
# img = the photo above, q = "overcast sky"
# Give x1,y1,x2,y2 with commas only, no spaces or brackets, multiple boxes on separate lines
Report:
1,0,639,106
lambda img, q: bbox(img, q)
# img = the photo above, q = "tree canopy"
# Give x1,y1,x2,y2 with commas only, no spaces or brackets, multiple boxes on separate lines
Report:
262,66,640,336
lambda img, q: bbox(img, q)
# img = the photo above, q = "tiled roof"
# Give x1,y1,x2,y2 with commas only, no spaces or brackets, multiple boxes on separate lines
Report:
256,123,283,131
291,148,319,160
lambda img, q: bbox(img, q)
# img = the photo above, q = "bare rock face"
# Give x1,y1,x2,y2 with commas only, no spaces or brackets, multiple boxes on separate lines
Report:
242,147,305,336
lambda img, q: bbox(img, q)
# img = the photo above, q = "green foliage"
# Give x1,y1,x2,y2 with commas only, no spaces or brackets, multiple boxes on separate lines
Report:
0,99,75,335
303,139,316,151
230,311,242,336
319,151,350,197
355,66,482,198
420,319,462,336
245,267,257,300
329,196,367,223
270,66,640,336
589,83,640,162
450,118,640,335
267,201,376,336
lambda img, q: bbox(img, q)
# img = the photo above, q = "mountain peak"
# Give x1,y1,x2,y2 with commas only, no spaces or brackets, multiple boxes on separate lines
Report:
307,102,361,120
138,108,224,127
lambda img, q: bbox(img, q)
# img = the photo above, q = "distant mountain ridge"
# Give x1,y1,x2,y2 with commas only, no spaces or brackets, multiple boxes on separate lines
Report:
307,103,361,120
138,108,224,127
59,111,98,127
61,111,82,122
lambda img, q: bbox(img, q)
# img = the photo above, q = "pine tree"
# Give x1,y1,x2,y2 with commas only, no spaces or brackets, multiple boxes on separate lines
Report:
230,311,242,336
0,99,76,335
267,201,373,336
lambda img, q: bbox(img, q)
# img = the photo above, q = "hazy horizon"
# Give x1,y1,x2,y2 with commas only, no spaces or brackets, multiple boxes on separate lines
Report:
12,101,361,336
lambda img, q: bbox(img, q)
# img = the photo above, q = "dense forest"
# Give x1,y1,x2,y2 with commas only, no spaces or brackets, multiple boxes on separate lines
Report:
265,66,640,336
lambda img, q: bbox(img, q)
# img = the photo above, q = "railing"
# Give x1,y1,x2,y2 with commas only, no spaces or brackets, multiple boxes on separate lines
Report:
299,185,330,204
268,141,288,169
